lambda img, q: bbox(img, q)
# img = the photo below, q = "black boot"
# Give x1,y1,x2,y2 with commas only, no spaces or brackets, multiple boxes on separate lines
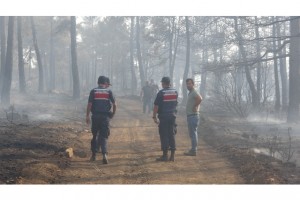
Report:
103,153,108,164
169,150,175,162
90,153,96,161
156,150,168,161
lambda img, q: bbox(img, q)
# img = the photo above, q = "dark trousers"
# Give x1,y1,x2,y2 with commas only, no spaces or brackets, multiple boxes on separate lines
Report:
91,114,110,154
158,115,177,151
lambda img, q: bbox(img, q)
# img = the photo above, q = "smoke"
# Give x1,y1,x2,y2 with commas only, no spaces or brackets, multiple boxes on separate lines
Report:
31,114,54,121
247,114,286,124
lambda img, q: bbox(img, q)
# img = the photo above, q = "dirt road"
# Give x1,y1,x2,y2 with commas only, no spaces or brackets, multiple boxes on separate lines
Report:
0,94,244,184
57,98,243,184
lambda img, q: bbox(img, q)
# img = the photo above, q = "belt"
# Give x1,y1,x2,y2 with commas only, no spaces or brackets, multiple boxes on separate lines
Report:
92,112,110,116
187,114,199,117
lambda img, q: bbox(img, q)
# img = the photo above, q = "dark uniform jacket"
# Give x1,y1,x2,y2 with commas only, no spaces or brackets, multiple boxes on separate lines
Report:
88,86,115,115
154,87,178,117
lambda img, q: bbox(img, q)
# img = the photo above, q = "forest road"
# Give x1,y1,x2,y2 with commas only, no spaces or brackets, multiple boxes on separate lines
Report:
56,97,244,184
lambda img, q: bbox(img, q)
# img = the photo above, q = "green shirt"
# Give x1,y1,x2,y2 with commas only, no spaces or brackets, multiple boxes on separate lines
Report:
186,88,200,116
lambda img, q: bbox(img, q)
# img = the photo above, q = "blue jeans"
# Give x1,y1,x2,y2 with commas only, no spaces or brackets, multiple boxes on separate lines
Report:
187,115,200,152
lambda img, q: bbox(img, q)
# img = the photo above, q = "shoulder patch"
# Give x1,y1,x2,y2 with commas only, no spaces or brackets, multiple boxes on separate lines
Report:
162,89,177,102
94,89,109,100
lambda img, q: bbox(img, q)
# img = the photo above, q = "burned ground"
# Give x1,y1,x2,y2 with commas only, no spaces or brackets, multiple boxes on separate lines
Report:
0,93,299,184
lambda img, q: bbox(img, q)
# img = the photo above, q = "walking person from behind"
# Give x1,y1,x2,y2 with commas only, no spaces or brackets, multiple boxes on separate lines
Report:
86,76,116,164
184,78,202,156
96,76,112,153
153,77,178,162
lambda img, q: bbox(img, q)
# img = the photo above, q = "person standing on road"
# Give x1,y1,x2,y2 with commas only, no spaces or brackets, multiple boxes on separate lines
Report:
86,76,116,164
184,78,202,156
153,77,178,162
140,81,153,114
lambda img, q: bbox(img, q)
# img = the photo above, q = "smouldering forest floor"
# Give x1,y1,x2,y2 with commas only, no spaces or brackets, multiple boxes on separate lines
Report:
0,92,299,184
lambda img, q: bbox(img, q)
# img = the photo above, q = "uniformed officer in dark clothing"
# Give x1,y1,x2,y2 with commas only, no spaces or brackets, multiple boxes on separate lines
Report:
86,76,116,164
152,77,178,162
96,76,112,153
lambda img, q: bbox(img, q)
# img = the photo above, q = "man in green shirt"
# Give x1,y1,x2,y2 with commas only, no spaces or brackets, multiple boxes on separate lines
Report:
184,78,202,156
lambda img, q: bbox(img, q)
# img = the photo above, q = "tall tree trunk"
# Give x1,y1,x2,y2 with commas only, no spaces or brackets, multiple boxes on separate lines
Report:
17,17,26,93
175,73,181,93
200,49,207,98
130,17,137,95
283,21,289,105
70,16,80,99
213,49,221,94
109,48,114,82
121,56,127,90
181,16,191,104
30,17,44,93
43,51,49,91
69,45,72,91
171,24,179,84
287,16,300,123
168,17,175,83
255,16,262,103
262,62,268,105
49,17,56,90
136,17,146,88
212,21,221,95
0,17,6,92
236,52,243,103
1,17,14,105
277,17,288,111
272,17,281,112
234,17,259,109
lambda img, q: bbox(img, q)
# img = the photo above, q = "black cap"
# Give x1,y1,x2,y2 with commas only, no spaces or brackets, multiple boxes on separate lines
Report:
98,76,106,84
106,77,112,86
161,77,170,84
